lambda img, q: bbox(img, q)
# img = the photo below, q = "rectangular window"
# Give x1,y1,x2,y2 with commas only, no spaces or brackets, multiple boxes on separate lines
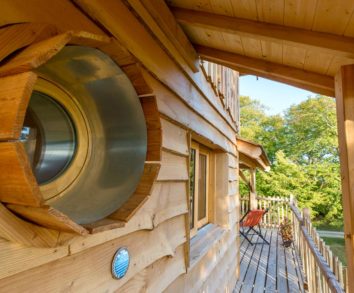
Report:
190,141,210,237
189,148,196,230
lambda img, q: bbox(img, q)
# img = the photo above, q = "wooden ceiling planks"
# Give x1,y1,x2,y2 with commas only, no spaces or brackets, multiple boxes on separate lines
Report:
231,0,258,21
344,12,354,37
209,0,234,17
197,45,334,96
240,36,263,59
282,45,306,70
304,51,334,75
283,0,318,30
312,0,354,35
327,56,354,76
256,0,285,25
167,0,213,13
221,32,245,55
260,40,283,64
169,0,354,92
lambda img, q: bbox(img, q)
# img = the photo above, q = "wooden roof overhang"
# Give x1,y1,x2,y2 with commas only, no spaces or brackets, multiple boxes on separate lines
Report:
237,137,270,172
166,0,354,97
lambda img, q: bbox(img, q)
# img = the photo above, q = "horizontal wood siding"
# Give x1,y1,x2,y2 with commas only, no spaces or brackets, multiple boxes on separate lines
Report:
0,1,240,292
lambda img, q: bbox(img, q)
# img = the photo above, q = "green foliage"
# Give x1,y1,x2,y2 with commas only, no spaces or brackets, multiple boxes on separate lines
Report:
282,96,338,165
239,96,268,140
240,95,342,228
322,237,346,265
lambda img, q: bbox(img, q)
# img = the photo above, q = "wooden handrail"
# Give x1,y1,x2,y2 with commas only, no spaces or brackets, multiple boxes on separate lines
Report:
240,196,348,292
289,203,303,223
300,225,344,293
290,203,345,292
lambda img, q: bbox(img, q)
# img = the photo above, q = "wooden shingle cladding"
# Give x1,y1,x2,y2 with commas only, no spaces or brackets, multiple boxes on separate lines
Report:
0,1,240,292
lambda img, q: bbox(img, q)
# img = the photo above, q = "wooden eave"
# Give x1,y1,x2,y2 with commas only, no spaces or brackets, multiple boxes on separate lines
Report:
166,2,354,97
237,137,271,172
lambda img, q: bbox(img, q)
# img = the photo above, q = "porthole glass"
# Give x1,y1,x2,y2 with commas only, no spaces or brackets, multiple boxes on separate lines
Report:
21,91,76,185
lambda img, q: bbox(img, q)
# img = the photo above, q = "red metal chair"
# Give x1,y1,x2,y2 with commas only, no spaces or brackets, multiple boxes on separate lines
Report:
240,209,270,245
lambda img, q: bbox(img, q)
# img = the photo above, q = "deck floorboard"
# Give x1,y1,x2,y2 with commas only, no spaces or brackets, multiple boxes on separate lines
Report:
234,228,305,293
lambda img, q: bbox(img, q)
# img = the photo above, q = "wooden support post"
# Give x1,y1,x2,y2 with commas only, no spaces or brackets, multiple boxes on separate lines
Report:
249,168,257,210
303,208,311,229
335,64,354,293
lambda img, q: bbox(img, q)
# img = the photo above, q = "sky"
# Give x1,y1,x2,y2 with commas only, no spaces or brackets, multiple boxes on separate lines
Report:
239,75,317,115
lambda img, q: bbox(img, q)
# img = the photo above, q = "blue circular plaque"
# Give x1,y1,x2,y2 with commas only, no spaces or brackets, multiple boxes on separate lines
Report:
112,247,130,279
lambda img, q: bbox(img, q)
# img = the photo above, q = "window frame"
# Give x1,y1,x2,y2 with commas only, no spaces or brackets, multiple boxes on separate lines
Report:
190,141,211,238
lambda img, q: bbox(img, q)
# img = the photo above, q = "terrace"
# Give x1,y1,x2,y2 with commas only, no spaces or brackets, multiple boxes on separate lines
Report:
235,228,304,293
201,61,347,293
235,196,347,293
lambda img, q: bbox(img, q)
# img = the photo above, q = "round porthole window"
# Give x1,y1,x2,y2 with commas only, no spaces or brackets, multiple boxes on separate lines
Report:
22,91,77,185
20,46,148,225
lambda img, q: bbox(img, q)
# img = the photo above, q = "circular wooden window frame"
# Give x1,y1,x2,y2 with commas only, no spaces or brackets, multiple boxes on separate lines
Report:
33,77,92,201
0,25,161,242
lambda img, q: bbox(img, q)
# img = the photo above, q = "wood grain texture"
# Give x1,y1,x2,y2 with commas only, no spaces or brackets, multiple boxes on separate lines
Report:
0,238,68,280
0,203,59,248
197,45,335,96
0,180,186,279
75,0,238,134
140,96,162,161
143,70,236,153
0,72,37,140
7,205,88,235
0,3,241,292
174,7,354,60
67,181,187,255
157,151,188,181
109,162,161,222
161,118,189,156
98,38,136,67
0,31,110,77
132,0,198,72
121,63,153,96
166,230,237,292
335,64,354,291
0,23,58,62
147,182,188,227
0,0,104,34
0,142,43,206
82,218,125,234
0,215,186,292
120,244,186,293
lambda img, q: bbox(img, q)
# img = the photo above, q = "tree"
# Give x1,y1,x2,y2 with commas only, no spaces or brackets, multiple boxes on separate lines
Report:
240,96,284,162
239,95,342,227
239,96,268,141
282,96,338,165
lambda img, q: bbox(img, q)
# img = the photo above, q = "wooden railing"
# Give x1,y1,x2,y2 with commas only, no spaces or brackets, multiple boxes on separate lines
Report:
240,195,347,292
200,60,239,127
291,203,347,293
240,196,291,227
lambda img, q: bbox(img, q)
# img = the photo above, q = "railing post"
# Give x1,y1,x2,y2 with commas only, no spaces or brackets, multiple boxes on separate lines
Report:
249,168,258,210
335,64,354,293
303,207,311,229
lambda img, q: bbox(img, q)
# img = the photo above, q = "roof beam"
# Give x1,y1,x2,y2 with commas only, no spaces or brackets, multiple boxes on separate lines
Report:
126,1,198,72
173,7,354,60
196,45,335,96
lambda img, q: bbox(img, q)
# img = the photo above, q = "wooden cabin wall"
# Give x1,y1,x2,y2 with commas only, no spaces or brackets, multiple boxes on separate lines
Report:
0,1,240,292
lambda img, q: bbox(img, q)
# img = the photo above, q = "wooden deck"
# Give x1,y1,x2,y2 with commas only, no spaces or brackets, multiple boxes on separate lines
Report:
234,228,305,293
